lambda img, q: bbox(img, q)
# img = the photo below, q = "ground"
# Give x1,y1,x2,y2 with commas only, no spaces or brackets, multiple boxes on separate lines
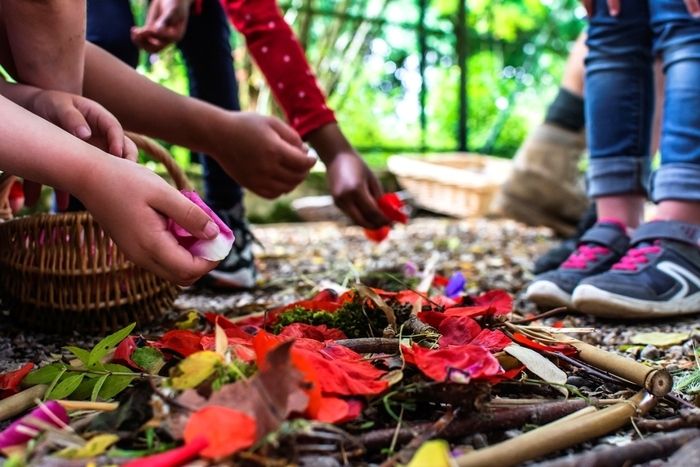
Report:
1,218,699,464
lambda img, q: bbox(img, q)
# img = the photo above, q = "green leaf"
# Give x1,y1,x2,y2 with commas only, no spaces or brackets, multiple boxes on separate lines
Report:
630,332,689,348
675,369,700,394
22,363,66,386
99,364,136,400
88,323,136,369
70,377,99,401
65,346,91,366
131,347,165,375
48,373,85,400
91,374,109,402
44,366,68,400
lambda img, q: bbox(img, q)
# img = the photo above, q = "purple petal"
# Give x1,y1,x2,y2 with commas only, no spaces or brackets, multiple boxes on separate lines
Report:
0,401,69,448
403,261,419,277
168,191,235,261
444,271,466,299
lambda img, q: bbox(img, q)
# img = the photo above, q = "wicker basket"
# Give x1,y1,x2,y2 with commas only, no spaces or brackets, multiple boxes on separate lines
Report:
0,133,191,333
387,153,512,218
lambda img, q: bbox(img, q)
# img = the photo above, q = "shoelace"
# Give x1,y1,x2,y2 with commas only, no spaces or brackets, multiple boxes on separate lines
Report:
612,242,661,271
561,245,610,270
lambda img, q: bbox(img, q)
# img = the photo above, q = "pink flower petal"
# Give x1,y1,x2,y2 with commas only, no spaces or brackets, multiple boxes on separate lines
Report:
168,191,235,261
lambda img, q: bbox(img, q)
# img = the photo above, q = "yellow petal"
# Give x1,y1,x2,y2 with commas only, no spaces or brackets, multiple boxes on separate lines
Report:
170,351,224,390
56,434,119,459
407,439,454,467
176,310,200,330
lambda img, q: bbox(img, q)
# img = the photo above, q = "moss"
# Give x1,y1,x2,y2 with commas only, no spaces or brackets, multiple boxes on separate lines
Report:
273,297,415,339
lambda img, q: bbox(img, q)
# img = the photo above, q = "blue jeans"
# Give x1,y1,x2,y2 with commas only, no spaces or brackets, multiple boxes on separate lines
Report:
586,0,700,202
87,0,243,211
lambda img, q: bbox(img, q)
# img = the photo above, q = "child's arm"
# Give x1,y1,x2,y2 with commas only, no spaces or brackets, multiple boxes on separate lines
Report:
0,93,219,285
82,43,315,199
0,0,86,93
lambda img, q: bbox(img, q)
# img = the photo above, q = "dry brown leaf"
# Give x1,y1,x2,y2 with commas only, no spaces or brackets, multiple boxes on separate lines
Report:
172,341,309,441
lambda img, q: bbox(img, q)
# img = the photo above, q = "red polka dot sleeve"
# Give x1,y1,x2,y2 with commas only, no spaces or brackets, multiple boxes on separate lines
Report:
221,0,337,139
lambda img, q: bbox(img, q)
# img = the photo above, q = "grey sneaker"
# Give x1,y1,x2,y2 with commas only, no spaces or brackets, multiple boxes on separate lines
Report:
201,203,258,289
524,220,630,308
573,220,700,318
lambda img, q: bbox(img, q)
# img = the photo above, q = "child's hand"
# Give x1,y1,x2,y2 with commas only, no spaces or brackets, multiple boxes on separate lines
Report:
28,90,137,160
24,90,137,209
326,151,390,229
131,0,193,53
209,112,316,199
75,156,219,285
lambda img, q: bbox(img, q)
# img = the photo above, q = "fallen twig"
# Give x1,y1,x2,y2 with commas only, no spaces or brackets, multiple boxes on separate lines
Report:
334,338,400,354
360,399,588,452
55,401,119,412
511,307,567,324
455,390,656,467
0,385,47,422
663,436,700,465
634,411,700,432
380,408,456,467
532,427,700,467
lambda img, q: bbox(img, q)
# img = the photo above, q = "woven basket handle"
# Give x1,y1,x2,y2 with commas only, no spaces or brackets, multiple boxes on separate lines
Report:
126,132,193,191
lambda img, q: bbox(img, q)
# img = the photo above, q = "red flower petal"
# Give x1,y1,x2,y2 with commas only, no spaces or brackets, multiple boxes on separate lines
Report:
511,333,577,356
365,226,391,243
112,336,139,369
470,290,513,316
436,316,482,347
0,363,34,399
279,323,347,341
378,193,408,224
155,330,204,357
403,344,502,382
470,329,512,351
124,437,208,467
184,406,256,459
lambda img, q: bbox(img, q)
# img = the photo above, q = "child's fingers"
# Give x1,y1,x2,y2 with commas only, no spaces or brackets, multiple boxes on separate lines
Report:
123,136,138,162
147,236,217,285
268,118,304,149
278,144,317,172
151,189,220,241
686,0,700,17
58,106,92,140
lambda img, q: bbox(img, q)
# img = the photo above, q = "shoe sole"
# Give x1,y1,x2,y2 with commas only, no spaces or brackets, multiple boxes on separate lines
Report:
198,269,256,290
524,281,572,308
573,284,700,319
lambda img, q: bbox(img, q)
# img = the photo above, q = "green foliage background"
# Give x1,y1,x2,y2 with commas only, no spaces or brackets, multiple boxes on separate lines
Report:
133,0,585,165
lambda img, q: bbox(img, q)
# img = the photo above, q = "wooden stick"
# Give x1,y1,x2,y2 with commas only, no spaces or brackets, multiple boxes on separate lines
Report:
563,339,672,397
0,385,47,422
512,326,673,398
55,400,119,412
335,338,400,354
360,399,588,452
455,390,656,467
634,412,700,432
533,428,700,467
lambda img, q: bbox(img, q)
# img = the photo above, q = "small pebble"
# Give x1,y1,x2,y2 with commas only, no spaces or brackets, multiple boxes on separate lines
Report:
667,345,684,360
640,345,661,360
566,376,589,388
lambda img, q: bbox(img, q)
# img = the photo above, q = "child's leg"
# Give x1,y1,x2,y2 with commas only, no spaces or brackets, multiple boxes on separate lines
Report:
585,0,654,228
525,0,652,309
571,0,700,318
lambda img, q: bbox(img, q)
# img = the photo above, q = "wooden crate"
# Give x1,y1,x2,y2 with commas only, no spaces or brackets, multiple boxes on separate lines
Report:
387,153,512,218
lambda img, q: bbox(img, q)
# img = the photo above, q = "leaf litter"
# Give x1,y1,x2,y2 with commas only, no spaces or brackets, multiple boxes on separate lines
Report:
0,218,699,465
